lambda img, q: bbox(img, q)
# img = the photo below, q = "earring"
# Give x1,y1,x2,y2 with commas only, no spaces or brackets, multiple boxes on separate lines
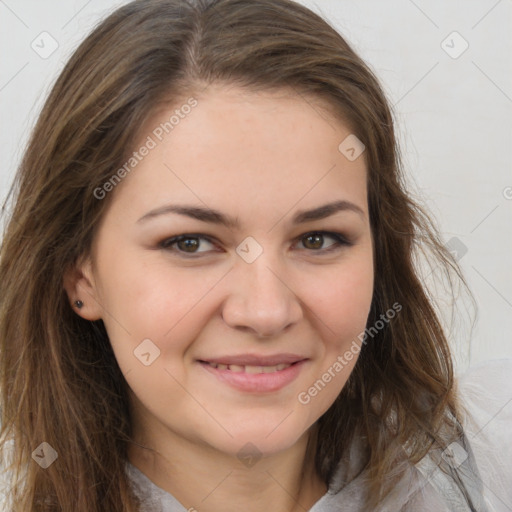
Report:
74,300,84,309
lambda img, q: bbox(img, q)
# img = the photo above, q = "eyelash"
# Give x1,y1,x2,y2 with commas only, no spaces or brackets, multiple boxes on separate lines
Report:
159,231,352,257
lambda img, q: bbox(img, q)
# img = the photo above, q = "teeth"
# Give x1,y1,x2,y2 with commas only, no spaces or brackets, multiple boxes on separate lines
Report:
206,362,293,373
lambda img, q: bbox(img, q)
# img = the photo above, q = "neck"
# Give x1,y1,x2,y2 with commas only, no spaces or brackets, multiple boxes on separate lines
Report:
128,424,328,512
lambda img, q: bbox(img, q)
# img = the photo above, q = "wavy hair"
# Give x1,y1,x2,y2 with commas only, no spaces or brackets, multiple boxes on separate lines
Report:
0,0,472,509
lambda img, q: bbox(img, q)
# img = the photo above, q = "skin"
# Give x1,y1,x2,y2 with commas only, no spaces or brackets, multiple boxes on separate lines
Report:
64,83,374,512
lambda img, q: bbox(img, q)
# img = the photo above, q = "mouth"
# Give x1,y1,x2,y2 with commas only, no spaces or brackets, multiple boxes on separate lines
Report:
197,356,308,393
198,361,299,373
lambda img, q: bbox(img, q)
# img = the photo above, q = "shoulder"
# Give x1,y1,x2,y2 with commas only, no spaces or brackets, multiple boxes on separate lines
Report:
456,358,512,510
381,361,512,511
125,461,189,512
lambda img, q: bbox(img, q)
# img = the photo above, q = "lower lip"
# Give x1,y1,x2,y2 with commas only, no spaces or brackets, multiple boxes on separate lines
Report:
198,360,307,393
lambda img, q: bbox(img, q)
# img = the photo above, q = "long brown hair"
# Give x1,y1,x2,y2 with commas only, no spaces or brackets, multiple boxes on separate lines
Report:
0,0,472,509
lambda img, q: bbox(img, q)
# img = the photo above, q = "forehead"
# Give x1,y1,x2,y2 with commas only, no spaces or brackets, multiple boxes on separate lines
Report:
108,84,368,223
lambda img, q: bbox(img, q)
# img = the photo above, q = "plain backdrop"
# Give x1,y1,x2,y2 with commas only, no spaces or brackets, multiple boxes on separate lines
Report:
0,0,511,371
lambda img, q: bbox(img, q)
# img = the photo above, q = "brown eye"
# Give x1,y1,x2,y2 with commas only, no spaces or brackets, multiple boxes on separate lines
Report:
161,234,216,254
177,237,200,252
302,233,324,250
298,231,351,252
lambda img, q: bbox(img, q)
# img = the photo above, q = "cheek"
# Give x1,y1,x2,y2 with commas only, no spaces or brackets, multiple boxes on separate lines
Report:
292,256,373,413
303,257,374,346
95,252,229,380
99,249,224,333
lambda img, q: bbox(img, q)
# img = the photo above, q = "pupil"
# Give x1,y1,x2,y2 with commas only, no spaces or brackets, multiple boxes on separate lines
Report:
179,238,199,252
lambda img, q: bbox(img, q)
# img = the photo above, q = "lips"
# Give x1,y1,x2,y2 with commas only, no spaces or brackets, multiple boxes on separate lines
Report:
198,353,307,367
198,356,308,393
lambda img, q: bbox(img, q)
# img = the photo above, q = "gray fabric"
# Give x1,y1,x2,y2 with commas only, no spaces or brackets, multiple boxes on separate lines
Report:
126,462,189,512
124,433,490,512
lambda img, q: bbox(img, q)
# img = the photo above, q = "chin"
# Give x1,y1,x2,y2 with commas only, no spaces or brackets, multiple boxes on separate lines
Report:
201,419,312,460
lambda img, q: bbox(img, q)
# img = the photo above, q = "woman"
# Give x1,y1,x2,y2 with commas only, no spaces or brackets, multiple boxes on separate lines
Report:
0,0,510,510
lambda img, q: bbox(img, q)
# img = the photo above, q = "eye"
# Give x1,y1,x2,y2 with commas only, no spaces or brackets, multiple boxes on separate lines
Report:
159,231,352,257
160,234,217,254
295,231,352,253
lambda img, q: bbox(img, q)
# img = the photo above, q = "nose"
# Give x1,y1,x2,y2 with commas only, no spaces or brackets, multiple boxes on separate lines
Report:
221,255,303,338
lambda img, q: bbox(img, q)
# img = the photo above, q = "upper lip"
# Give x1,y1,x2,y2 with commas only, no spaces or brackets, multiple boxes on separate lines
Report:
198,353,308,366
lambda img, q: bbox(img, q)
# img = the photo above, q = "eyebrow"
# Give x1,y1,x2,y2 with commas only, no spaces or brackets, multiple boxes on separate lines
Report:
136,200,365,228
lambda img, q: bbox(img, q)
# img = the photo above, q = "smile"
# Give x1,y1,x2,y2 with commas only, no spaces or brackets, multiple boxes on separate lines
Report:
198,360,307,393
202,361,293,373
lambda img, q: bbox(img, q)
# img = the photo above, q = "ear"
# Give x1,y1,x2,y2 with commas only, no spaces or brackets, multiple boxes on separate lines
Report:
63,256,103,321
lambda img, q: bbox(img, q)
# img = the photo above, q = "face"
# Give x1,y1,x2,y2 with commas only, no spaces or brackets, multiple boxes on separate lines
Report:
67,84,374,459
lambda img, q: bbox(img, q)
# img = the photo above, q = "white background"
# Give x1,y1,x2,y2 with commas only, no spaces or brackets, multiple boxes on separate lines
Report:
0,0,511,370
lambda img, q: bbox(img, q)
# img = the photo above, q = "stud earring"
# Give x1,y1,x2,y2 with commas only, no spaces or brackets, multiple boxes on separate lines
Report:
74,300,84,309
